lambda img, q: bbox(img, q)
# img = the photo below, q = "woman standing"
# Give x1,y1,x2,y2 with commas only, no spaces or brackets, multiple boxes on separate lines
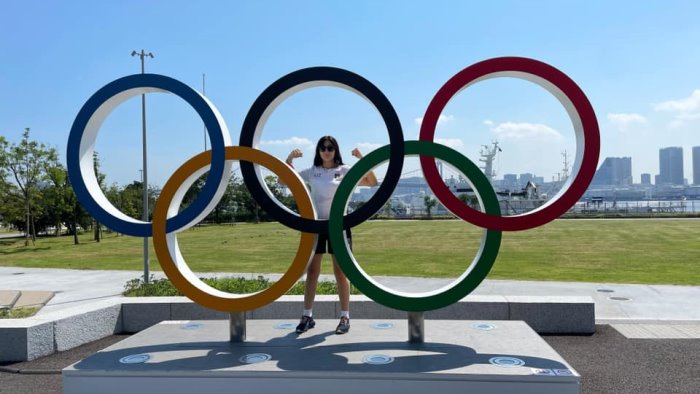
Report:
285,135,378,334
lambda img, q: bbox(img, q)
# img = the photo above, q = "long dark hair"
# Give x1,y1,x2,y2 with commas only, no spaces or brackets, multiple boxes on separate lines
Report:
313,135,344,167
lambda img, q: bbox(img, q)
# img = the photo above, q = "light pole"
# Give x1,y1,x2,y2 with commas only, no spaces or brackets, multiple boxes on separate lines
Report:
132,49,154,283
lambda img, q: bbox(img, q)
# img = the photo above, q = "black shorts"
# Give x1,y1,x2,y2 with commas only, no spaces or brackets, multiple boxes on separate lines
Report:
315,228,352,255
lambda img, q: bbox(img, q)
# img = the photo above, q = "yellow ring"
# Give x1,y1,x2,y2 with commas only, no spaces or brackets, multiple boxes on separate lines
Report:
152,146,315,312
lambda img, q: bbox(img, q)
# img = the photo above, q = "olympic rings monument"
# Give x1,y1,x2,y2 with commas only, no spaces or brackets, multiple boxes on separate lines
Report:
62,57,599,394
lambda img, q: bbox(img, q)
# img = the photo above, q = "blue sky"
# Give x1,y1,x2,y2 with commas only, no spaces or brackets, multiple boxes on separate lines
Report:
2,0,700,188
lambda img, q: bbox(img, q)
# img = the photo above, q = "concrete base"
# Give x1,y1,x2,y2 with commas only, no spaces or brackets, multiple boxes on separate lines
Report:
63,320,579,394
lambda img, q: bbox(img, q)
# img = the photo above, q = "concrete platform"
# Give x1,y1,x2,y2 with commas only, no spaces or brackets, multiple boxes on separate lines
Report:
63,319,580,394
0,296,595,362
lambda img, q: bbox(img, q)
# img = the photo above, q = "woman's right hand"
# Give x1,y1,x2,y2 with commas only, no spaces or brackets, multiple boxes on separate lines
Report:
286,148,303,164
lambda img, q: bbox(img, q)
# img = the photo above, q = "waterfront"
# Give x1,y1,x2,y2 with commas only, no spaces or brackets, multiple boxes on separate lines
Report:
570,199,700,214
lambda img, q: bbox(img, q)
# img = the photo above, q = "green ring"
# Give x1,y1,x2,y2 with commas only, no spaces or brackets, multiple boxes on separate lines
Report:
329,140,502,312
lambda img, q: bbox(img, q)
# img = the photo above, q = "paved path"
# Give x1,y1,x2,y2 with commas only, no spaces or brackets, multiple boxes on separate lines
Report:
2,266,698,324
0,232,23,240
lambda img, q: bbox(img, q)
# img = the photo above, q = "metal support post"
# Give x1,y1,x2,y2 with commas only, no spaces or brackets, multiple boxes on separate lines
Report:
230,312,246,342
408,311,424,343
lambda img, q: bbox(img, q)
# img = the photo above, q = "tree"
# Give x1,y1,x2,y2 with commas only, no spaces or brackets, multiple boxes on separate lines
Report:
0,129,58,245
40,163,91,244
232,177,260,223
42,164,70,236
424,195,437,218
0,136,7,190
207,176,236,224
458,193,479,210
383,200,393,217
0,136,11,226
265,175,298,214
92,152,106,242
103,182,124,236
117,181,144,220
0,184,25,232
64,174,92,244
106,180,157,223
180,173,206,212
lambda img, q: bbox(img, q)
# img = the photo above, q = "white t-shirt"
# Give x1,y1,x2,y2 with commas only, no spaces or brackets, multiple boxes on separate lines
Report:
298,165,351,219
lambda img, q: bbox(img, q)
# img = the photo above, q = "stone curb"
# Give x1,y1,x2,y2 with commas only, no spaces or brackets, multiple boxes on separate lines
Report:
0,295,594,362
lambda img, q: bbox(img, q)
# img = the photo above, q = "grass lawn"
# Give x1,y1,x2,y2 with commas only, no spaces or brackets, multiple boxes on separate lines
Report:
1,219,698,285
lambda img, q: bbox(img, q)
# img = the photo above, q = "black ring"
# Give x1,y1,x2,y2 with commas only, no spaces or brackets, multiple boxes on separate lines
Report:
239,67,404,233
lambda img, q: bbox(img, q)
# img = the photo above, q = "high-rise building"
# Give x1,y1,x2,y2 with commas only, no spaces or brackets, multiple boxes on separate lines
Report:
693,146,700,185
658,147,684,185
591,157,632,185
641,173,651,185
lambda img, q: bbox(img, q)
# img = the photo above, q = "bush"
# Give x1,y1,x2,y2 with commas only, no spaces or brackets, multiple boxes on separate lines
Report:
0,307,39,319
123,275,361,297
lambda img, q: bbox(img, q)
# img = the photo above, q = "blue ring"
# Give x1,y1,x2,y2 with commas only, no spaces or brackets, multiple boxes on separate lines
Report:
67,74,227,237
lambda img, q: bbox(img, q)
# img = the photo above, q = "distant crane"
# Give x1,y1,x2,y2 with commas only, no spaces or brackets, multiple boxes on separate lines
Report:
479,141,501,182
560,150,570,182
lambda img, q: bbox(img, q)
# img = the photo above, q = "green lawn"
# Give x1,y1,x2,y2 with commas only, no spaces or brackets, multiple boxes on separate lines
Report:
1,219,699,285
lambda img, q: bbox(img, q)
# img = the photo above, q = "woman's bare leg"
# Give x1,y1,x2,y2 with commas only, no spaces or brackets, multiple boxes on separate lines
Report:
331,255,350,312
304,253,324,310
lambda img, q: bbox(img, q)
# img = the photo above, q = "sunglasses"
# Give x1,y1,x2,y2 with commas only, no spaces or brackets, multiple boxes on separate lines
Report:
319,145,335,152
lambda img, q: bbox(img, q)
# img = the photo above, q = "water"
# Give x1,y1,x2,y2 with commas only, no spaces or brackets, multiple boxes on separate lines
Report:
570,200,700,214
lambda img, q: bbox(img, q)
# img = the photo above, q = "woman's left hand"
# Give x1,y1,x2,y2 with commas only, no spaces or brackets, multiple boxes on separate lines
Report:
351,148,363,159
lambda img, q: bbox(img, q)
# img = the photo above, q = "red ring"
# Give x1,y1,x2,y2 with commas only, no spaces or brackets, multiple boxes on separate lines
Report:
419,57,600,231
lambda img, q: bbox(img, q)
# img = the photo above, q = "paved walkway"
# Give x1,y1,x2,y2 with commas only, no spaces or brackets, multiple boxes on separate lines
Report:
2,266,699,324
3,267,698,393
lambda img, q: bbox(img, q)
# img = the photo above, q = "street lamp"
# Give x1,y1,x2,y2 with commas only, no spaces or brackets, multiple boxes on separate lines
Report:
132,49,154,283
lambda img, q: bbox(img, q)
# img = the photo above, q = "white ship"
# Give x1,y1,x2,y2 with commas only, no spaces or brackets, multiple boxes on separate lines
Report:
446,141,570,215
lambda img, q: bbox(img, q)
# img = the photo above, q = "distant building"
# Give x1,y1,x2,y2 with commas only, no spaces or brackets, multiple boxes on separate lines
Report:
503,174,518,189
658,147,684,185
392,176,430,196
641,173,651,185
693,146,700,185
519,173,534,188
591,157,632,186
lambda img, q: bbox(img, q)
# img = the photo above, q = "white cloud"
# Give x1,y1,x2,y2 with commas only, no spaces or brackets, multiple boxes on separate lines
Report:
669,120,685,129
483,119,494,126
434,138,464,149
355,142,383,152
259,136,313,146
653,89,700,113
653,89,700,128
414,114,455,126
607,113,647,131
489,122,562,141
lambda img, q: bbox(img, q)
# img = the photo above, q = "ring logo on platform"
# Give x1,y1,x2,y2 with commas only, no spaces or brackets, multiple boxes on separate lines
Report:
67,57,599,313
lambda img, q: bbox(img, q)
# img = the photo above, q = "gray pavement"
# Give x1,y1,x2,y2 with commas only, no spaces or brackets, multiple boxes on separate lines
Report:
0,232,23,239
1,266,699,322
1,267,699,393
